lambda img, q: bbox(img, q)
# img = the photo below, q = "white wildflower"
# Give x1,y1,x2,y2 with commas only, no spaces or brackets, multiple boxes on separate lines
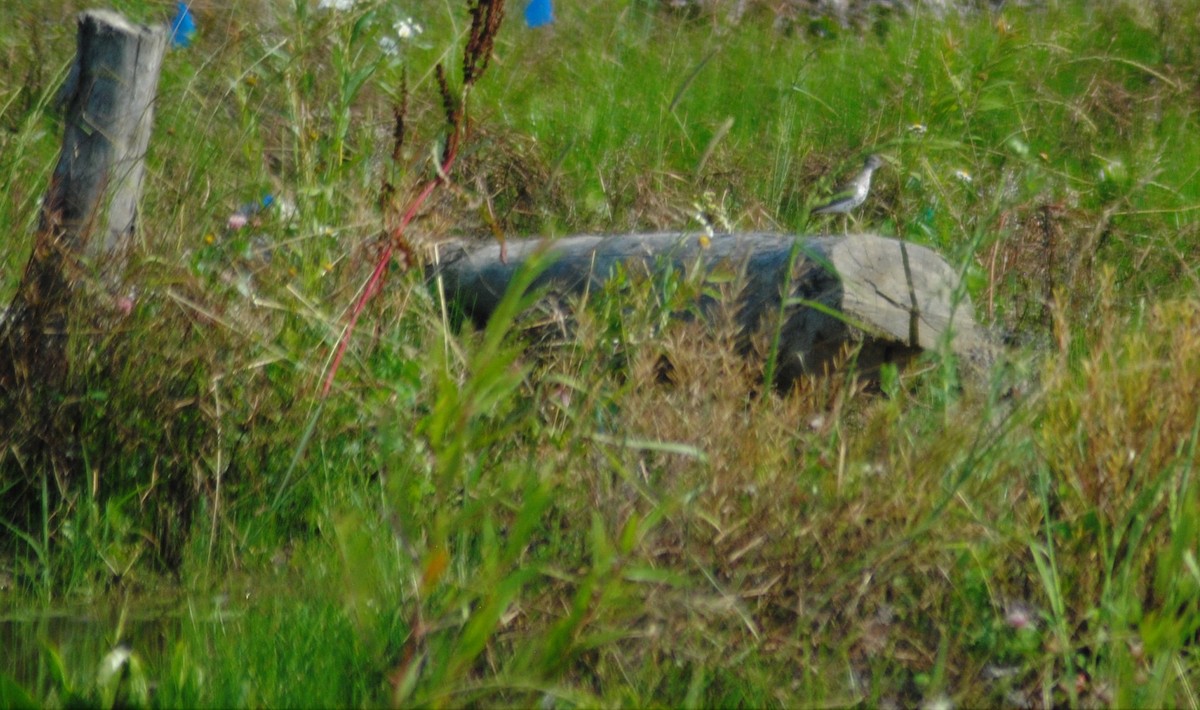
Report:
395,17,422,39
381,17,423,55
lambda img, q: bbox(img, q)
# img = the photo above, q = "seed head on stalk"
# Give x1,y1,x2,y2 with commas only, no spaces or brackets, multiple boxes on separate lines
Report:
321,0,508,397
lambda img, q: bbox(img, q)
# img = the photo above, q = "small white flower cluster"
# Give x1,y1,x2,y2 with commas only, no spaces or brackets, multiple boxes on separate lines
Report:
380,18,423,56
395,17,421,39
315,0,423,56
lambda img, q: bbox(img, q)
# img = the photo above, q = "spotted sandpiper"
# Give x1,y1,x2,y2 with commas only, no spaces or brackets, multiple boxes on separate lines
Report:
811,154,884,217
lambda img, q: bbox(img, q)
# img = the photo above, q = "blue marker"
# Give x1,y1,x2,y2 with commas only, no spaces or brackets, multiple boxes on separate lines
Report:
525,0,553,28
170,2,197,48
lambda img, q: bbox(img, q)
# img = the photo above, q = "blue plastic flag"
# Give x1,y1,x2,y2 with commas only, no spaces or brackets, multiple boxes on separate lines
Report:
170,2,197,48
524,0,553,28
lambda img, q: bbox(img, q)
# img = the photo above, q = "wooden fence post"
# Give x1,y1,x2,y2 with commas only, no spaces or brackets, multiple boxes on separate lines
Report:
0,11,167,514
1,10,166,390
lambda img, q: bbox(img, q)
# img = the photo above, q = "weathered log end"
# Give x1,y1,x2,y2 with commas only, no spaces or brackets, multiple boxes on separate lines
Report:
434,232,994,385
819,233,994,372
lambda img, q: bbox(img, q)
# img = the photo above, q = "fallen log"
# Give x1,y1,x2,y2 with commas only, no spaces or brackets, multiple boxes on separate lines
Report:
435,232,993,384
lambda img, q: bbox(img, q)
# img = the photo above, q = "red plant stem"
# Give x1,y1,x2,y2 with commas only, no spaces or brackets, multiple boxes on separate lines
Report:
321,145,460,397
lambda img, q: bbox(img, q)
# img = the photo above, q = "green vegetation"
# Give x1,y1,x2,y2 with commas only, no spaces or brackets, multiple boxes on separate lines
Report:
2,0,1199,706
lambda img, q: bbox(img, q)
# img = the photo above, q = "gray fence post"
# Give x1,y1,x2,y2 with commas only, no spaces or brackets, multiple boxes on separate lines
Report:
0,11,168,520
1,10,167,393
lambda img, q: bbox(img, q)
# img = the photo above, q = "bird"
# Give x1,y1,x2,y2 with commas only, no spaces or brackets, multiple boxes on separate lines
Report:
810,154,884,216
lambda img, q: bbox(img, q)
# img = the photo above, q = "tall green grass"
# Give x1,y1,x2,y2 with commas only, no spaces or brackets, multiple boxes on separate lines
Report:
2,0,1200,706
